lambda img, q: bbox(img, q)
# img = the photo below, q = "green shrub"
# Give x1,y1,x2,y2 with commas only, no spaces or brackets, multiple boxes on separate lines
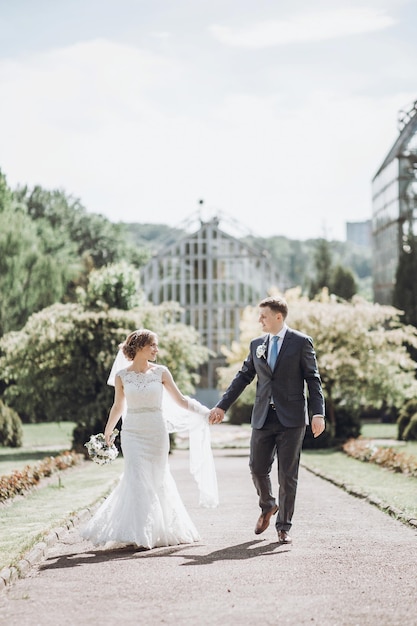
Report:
302,422,335,449
397,398,417,441
0,400,23,447
303,405,360,449
227,402,252,426
334,406,361,442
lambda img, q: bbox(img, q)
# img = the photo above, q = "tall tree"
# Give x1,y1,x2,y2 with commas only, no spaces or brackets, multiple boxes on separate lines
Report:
0,176,79,335
0,169,11,211
308,238,333,299
78,262,143,311
330,265,357,301
0,175,154,336
14,185,149,271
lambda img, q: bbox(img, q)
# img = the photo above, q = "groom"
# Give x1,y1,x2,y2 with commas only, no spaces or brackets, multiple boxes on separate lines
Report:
209,296,325,544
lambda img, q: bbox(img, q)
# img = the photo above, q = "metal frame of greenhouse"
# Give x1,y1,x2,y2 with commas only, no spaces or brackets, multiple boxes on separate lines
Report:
372,99,417,304
140,212,283,402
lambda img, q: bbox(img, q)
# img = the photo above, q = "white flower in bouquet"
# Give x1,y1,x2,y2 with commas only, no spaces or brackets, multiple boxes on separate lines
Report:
85,429,119,465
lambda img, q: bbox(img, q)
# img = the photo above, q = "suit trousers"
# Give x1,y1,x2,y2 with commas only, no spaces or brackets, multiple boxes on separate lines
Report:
249,406,306,531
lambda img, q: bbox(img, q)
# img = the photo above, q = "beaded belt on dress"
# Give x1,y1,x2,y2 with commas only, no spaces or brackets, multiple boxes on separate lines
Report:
126,407,159,413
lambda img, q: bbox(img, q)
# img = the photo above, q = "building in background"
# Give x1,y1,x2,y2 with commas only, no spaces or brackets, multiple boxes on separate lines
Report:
346,220,372,248
141,211,282,403
372,99,417,304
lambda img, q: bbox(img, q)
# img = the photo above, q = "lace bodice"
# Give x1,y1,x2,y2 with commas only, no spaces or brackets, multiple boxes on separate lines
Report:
118,365,167,412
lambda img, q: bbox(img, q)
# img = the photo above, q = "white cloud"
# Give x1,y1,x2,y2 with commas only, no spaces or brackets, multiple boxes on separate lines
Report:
0,39,185,202
0,32,415,241
209,7,396,48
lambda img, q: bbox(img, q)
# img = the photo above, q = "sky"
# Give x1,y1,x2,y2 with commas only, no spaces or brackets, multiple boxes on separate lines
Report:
0,0,416,241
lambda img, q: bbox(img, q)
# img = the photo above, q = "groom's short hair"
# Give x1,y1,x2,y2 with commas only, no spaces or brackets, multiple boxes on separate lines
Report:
259,296,288,319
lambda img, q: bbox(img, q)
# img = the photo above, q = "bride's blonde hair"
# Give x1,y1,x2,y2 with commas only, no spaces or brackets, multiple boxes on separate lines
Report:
122,329,157,360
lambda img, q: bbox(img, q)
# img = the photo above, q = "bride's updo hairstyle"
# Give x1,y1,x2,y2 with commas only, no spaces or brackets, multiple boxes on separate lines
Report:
122,329,157,361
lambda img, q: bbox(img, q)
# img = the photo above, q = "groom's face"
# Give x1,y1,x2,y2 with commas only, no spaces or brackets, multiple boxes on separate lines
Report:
258,306,283,334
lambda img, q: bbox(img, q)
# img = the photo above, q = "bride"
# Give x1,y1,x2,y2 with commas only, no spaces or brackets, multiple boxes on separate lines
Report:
81,328,218,550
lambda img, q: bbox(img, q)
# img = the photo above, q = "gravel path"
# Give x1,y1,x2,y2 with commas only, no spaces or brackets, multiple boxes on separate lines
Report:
0,449,416,626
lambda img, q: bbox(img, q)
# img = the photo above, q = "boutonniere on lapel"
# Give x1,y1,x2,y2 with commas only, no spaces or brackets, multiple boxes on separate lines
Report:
256,341,268,359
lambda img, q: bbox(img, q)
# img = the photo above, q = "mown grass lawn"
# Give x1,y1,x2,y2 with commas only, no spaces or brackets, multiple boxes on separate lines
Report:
0,421,124,572
0,458,124,572
0,422,77,474
301,421,417,522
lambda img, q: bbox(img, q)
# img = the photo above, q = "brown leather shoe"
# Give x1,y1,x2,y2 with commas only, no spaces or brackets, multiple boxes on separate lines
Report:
254,505,278,535
277,530,292,544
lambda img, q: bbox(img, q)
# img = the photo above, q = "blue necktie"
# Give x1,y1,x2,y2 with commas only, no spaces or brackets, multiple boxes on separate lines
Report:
268,335,279,370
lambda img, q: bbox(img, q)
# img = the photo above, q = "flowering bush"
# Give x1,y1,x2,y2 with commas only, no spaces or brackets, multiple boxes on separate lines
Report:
218,289,417,445
342,438,417,477
0,450,83,503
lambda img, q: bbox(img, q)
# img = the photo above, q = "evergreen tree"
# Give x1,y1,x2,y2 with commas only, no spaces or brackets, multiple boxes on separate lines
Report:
0,174,78,335
0,169,12,211
0,181,152,334
330,265,357,301
308,238,333,299
14,185,149,272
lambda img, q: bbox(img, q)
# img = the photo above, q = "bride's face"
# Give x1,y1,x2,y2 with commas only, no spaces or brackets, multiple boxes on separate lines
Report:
142,339,159,361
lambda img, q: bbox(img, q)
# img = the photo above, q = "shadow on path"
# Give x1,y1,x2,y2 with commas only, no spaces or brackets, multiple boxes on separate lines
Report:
39,539,289,572
178,540,290,565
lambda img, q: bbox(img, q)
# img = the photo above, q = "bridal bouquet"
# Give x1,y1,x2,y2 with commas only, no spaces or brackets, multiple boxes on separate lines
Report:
85,429,119,465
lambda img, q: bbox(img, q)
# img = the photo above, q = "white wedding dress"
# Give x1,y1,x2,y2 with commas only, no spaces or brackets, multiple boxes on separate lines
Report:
81,364,215,550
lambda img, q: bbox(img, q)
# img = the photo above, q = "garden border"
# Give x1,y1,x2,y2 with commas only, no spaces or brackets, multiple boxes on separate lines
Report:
302,462,417,529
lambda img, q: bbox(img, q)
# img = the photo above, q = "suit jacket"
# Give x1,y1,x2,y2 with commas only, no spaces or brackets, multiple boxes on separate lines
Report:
217,328,325,429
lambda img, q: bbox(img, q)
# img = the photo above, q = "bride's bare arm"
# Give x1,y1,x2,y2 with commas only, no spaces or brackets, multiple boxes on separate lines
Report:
104,375,125,445
162,368,189,409
162,369,209,416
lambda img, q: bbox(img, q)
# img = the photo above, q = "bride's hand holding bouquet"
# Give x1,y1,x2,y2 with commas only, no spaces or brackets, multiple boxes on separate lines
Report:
85,429,119,465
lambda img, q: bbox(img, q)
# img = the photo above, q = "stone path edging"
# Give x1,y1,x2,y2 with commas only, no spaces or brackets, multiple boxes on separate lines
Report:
0,507,95,592
301,462,417,529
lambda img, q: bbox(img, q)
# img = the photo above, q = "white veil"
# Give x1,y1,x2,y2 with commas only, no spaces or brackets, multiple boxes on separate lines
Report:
107,350,218,508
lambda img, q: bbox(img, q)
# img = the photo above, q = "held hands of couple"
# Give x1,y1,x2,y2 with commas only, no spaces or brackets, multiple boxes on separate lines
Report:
209,409,324,431
185,397,225,425
208,408,225,425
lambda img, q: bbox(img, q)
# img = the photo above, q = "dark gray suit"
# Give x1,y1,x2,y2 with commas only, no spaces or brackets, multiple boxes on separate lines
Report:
216,327,325,531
